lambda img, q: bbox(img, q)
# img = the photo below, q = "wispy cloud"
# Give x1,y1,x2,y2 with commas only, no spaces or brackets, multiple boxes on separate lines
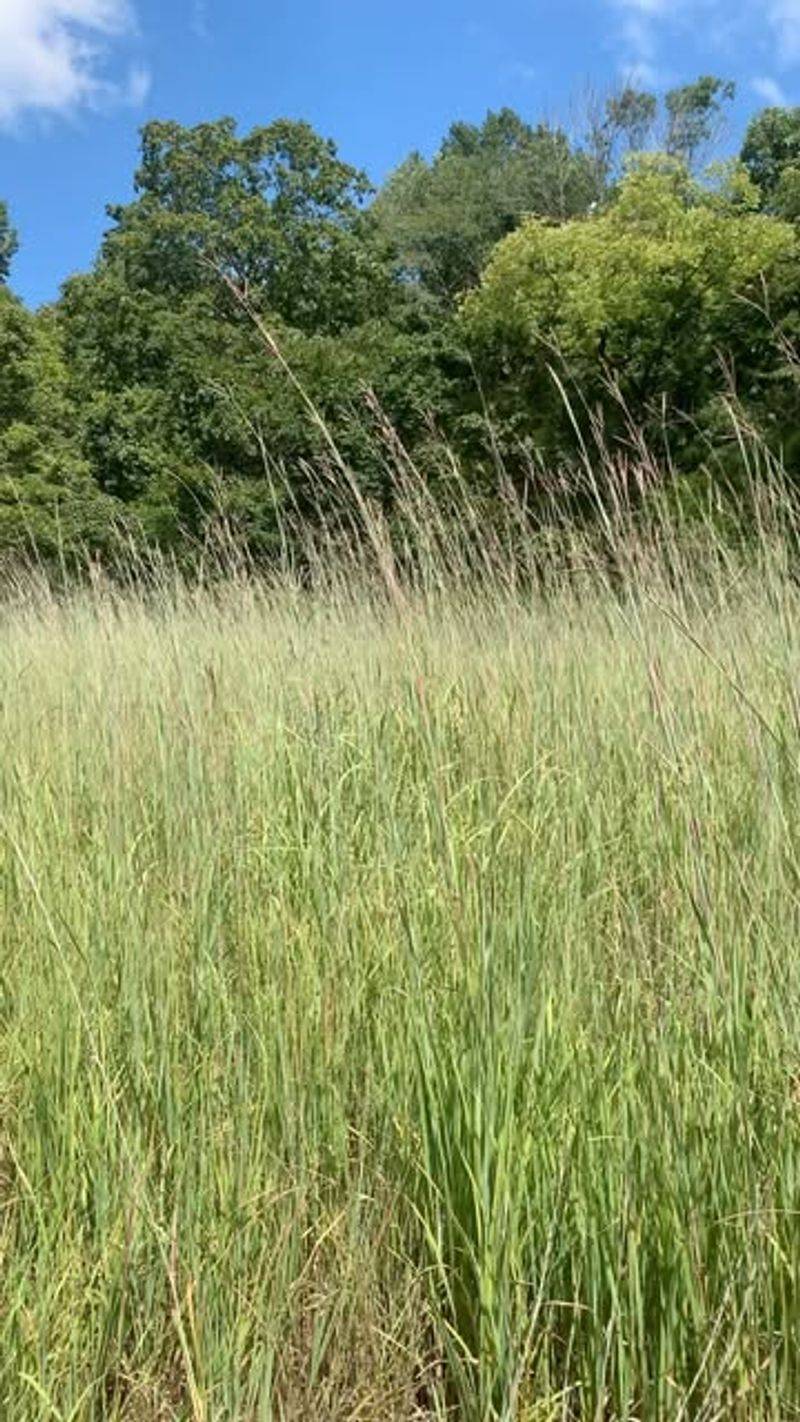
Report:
0,0,149,124
509,61,539,83
766,0,800,63
611,0,800,89
192,0,210,41
612,0,679,88
751,75,789,106
617,12,660,87
125,61,151,106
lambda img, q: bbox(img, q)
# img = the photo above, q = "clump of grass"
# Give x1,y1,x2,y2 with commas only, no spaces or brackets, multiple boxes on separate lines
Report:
2,454,800,1418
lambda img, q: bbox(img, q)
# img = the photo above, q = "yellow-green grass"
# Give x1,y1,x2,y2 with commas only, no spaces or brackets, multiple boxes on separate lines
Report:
1,562,800,1419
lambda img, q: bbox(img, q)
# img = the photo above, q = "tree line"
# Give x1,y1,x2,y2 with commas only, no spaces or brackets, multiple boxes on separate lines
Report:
1,77,799,566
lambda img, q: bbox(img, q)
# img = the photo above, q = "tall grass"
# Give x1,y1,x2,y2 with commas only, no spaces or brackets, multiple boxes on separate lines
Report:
2,450,800,1418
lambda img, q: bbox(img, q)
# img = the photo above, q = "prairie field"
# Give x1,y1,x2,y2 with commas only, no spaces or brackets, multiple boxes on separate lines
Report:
2,544,800,1420
3,17,800,1421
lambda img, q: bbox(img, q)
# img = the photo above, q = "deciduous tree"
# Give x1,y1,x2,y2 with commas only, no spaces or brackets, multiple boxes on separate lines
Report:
0,201,17,284
462,156,797,469
373,109,599,303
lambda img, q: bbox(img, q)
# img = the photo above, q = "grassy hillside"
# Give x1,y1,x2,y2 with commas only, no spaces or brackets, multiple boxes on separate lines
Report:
2,540,800,1418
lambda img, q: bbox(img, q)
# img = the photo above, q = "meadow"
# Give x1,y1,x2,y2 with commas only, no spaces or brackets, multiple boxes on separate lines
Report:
2,515,800,1420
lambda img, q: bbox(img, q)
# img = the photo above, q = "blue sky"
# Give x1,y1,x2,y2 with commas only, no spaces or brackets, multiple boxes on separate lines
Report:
1,0,798,307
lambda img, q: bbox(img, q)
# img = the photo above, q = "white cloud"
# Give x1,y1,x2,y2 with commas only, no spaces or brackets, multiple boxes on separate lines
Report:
612,0,800,87
751,75,789,106
125,61,151,106
192,0,210,40
0,0,148,123
510,61,539,82
617,11,661,84
767,0,800,63
619,0,670,14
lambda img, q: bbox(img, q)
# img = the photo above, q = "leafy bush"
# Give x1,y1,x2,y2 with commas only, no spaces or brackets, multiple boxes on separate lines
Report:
461,158,799,482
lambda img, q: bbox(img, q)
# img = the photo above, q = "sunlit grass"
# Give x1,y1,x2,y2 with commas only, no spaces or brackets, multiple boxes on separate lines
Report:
1,551,800,1419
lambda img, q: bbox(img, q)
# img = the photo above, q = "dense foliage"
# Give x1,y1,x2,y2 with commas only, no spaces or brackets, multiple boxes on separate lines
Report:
462,158,798,473
0,198,17,283
742,105,800,218
2,80,800,565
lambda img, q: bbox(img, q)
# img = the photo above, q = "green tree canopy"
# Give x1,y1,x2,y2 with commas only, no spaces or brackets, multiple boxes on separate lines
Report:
587,86,659,187
0,202,18,284
664,77,735,168
372,108,600,304
3,96,799,567
461,156,797,465
741,106,800,218
98,116,393,333
606,88,658,152
0,289,117,560
55,115,430,551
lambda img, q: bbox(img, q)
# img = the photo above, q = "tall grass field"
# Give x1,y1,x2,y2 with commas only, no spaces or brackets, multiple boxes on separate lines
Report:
2,529,800,1418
